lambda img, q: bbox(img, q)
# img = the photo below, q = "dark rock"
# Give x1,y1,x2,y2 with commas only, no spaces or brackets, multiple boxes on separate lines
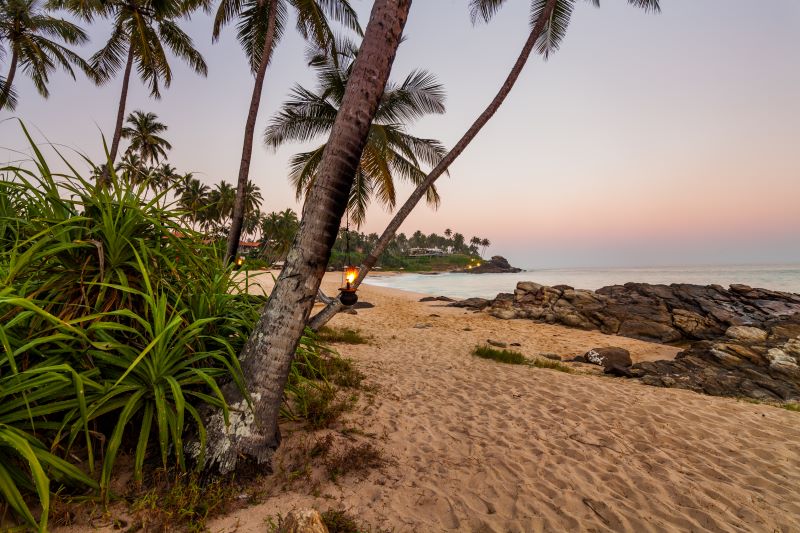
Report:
510,342,522,347
419,295,454,302
583,347,633,370
352,301,375,309
413,323,432,329
448,298,490,310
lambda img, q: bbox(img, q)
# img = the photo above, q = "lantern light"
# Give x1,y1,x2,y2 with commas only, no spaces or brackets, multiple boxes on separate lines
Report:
337,212,359,306
343,265,359,288
234,256,245,270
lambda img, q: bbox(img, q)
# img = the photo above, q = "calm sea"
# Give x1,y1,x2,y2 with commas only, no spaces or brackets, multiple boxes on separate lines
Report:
363,264,800,299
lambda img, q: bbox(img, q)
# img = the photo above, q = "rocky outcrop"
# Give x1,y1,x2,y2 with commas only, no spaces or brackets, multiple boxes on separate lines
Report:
485,281,800,401
458,255,522,274
487,281,800,343
631,316,800,401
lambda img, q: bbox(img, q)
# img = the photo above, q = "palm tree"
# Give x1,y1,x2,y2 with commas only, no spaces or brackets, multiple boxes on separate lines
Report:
243,180,263,222
308,0,661,331
177,177,209,230
121,110,172,165
201,0,410,475
114,151,150,184
480,237,490,257
469,236,481,254
261,208,298,262
205,181,236,234
444,228,452,238
218,0,362,265
0,0,96,110
58,0,207,178
264,37,447,227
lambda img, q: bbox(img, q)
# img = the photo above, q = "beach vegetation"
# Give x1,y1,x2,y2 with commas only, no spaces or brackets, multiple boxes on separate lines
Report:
472,346,574,373
0,127,349,529
317,326,370,345
530,357,573,373
325,442,385,482
473,345,529,365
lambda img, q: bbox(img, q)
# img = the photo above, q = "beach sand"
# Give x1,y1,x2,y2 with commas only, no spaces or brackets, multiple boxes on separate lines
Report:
204,273,800,532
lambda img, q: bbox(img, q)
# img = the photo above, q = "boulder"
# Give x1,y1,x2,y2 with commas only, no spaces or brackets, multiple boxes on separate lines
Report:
583,347,632,371
279,510,328,533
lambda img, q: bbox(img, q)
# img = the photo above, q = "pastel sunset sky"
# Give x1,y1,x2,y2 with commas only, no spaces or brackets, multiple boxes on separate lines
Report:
2,0,799,268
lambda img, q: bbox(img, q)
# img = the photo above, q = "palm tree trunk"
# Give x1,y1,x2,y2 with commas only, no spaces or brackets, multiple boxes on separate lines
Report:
225,0,278,265
308,0,558,331
101,45,135,185
201,0,411,476
0,48,18,110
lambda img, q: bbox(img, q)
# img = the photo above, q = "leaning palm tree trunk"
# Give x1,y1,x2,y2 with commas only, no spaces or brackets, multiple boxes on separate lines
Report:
201,0,411,475
0,48,18,110
308,0,558,330
105,45,135,177
224,0,278,264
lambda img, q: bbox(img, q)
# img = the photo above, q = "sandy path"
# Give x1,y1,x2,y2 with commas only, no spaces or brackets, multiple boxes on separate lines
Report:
207,275,800,532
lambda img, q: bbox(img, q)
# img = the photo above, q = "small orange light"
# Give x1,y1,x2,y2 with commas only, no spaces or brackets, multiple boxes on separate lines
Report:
236,256,244,266
343,265,359,287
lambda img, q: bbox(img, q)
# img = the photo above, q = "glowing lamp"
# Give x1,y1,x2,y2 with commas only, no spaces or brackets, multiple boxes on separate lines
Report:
339,265,359,306
234,256,245,270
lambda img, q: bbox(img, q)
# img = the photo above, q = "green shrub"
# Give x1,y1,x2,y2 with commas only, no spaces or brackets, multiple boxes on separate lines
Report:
0,123,254,528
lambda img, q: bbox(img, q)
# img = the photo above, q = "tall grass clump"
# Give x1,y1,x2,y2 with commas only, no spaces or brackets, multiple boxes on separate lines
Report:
472,345,528,365
0,124,257,529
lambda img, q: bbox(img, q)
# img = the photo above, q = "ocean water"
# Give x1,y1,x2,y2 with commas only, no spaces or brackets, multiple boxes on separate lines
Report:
363,264,800,299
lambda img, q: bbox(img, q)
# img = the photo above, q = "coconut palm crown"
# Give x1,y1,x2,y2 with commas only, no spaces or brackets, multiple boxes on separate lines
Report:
469,0,660,58
121,110,172,164
0,0,96,110
264,37,448,227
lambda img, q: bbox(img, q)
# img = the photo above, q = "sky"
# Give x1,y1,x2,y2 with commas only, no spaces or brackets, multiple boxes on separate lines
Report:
2,0,799,269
